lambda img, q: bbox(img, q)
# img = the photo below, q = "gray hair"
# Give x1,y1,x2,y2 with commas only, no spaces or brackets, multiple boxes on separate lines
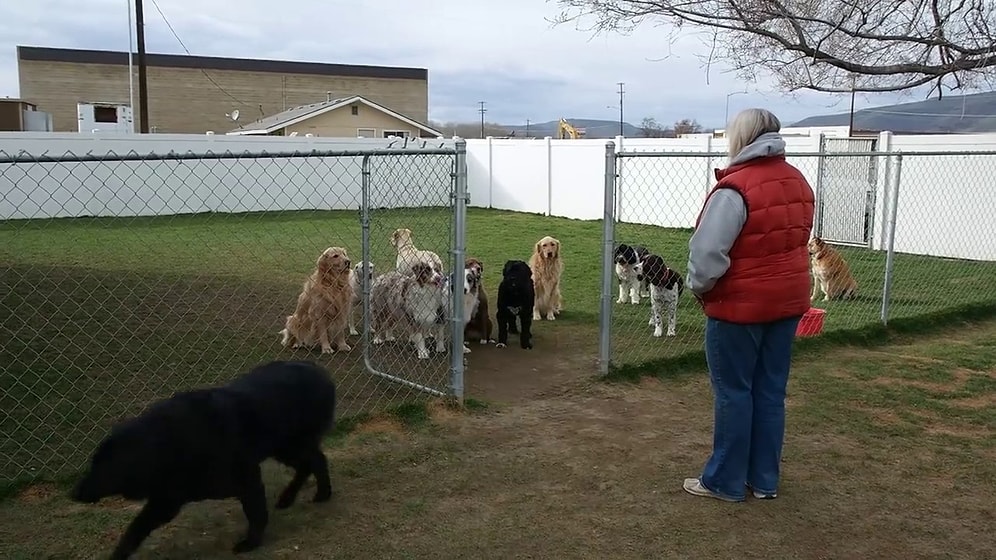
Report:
726,108,781,163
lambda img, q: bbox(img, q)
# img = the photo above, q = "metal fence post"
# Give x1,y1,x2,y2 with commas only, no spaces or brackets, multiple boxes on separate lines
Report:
880,152,903,325
813,134,826,238
599,141,617,375
450,139,468,401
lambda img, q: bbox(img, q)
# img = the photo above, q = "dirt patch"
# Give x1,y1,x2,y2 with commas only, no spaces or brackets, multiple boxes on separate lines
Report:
16,482,59,504
353,416,407,437
948,394,996,409
867,367,973,393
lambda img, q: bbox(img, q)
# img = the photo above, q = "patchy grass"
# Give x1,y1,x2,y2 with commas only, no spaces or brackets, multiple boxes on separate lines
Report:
1,321,993,559
2,207,995,491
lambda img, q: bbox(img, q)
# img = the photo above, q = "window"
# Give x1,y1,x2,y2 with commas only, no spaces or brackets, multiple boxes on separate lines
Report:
382,130,409,138
351,105,359,116
357,128,376,138
93,106,118,123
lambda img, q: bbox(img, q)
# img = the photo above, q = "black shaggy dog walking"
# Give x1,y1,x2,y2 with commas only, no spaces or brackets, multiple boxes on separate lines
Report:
71,360,338,560
496,259,535,349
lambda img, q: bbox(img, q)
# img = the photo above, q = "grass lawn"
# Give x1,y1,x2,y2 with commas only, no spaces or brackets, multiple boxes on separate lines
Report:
2,207,995,490
1,320,993,559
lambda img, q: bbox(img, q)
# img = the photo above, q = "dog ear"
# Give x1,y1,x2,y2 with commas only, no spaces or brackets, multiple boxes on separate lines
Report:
552,238,560,257
535,240,542,255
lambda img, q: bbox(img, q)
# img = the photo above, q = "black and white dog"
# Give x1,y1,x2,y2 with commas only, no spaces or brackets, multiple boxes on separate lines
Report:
496,260,534,350
641,254,684,337
614,243,650,304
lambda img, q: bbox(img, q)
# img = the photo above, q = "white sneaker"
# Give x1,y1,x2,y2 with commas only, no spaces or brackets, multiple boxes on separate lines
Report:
682,478,743,503
746,483,777,500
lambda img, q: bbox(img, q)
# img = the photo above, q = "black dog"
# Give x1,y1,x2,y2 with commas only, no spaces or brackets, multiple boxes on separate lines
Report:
496,259,534,349
71,360,337,560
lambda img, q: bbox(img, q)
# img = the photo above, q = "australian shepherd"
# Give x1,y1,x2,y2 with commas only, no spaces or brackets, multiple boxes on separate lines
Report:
370,261,447,359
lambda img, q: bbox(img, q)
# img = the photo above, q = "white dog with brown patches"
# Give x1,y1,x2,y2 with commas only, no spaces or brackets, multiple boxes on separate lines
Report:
529,235,563,321
391,227,444,275
279,247,354,354
370,261,447,359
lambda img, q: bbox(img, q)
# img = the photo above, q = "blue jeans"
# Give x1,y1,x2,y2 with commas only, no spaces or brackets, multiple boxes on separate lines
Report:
699,315,802,500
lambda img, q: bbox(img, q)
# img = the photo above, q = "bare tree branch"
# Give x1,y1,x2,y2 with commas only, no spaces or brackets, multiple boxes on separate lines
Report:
549,0,996,94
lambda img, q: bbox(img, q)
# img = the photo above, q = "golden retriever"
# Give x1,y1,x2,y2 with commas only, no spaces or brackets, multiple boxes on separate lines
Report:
808,236,858,301
529,235,563,321
280,247,354,354
391,227,444,275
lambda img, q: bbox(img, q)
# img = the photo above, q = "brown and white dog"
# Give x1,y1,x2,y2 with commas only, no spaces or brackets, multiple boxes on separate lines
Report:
391,227,444,275
280,247,354,354
370,261,447,360
464,257,494,344
529,235,564,321
348,261,376,336
808,236,858,301
641,254,684,337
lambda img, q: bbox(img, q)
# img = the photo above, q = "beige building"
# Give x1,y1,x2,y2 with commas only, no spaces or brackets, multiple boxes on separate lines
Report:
227,95,442,138
16,46,429,134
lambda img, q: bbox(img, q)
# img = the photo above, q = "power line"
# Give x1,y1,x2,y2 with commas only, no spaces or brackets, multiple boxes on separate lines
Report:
147,0,250,107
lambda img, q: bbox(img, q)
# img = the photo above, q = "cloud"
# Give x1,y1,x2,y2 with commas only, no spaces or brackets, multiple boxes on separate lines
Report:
0,0,947,129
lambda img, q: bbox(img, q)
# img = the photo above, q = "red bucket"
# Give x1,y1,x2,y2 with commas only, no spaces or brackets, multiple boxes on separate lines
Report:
796,307,825,337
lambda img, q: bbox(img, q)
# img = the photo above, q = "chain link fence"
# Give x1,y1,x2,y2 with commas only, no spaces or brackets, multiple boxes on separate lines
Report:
0,140,468,488
598,145,996,373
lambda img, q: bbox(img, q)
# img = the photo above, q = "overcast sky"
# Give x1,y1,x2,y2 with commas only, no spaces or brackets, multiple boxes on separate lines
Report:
1,0,936,129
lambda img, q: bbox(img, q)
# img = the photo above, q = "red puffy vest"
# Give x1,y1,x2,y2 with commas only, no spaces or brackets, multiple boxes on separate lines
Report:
694,155,815,324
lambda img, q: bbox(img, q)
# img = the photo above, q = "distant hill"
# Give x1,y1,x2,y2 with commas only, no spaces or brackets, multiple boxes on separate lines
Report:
502,118,642,139
792,91,996,134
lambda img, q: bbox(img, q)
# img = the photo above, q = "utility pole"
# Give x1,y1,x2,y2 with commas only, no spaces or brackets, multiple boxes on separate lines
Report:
525,118,530,138
135,0,150,133
847,77,857,137
616,82,625,137
478,101,487,138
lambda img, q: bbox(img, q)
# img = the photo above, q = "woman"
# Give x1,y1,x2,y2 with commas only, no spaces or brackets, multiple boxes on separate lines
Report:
683,108,815,502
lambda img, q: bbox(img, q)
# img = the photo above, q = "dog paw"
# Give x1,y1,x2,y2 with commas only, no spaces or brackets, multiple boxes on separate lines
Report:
653,330,663,338
232,538,262,555
275,494,295,510
545,314,556,321
496,342,507,349
337,344,352,352
479,339,488,345
532,312,541,321
417,351,430,359
667,331,676,337
372,338,384,345
349,328,359,336
463,346,472,354
630,300,640,305
616,298,626,304
521,341,533,350
321,346,334,354
291,343,302,349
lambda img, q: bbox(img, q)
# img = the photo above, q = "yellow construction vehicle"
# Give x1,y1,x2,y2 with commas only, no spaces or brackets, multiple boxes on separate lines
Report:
558,118,585,139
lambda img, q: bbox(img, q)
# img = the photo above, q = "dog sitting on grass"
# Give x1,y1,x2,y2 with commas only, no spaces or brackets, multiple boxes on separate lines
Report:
70,360,338,560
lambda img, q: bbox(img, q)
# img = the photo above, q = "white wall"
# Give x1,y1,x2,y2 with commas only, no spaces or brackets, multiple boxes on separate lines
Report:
2,129,995,262
0,133,456,220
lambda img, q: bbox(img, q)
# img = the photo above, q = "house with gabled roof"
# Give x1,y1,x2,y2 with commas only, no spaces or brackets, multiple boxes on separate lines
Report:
227,94,443,138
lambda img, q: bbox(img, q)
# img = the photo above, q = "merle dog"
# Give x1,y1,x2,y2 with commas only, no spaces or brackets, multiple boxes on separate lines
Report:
496,259,534,349
70,360,338,560
614,243,650,304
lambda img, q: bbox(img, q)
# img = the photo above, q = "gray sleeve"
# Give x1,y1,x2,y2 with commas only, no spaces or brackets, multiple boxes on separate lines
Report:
686,188,747,296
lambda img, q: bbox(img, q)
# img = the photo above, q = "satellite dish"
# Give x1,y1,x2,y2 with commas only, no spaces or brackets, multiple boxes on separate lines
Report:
228,109,240,121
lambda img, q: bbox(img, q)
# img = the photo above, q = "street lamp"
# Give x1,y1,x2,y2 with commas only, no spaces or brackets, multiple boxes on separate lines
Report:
724,90,749,126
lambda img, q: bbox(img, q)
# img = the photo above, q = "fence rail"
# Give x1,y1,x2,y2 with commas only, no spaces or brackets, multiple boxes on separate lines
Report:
0,141,468,487
598,147,996,374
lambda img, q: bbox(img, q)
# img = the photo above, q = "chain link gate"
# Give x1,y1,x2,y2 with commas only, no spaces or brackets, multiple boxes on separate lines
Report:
359,140,468,402
814,136,879,247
